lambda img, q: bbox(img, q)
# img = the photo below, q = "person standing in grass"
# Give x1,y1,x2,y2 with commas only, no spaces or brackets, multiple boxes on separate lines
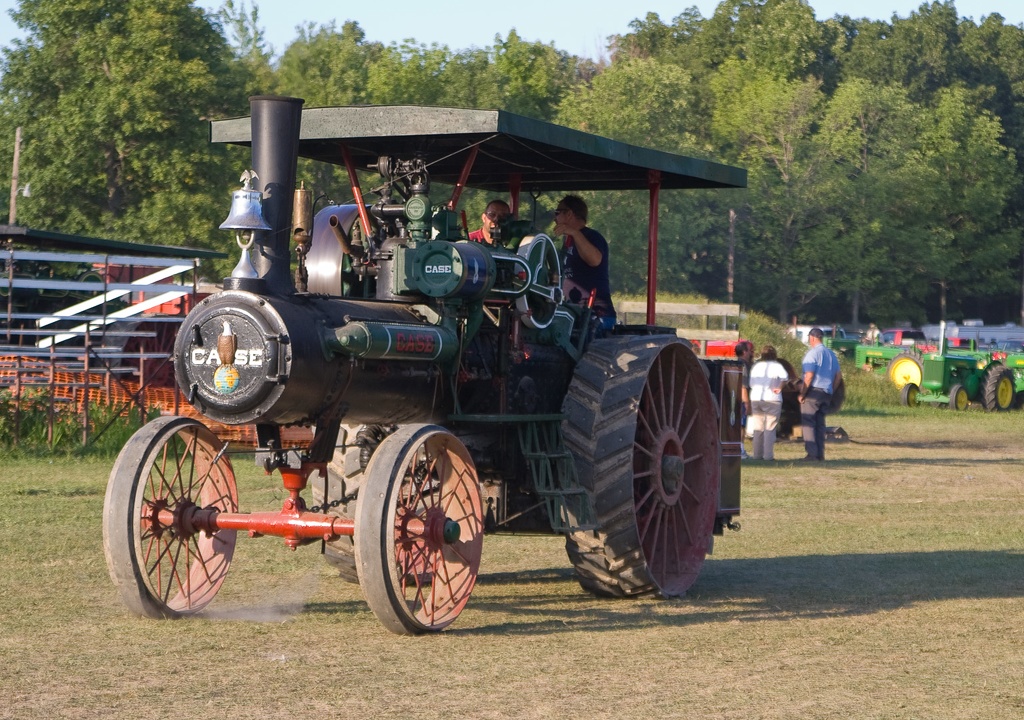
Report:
735,340,754,458
748,344,789,460
798,327,842,461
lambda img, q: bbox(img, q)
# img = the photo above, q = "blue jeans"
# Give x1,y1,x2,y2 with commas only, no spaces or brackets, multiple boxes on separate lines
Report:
800,388,832,460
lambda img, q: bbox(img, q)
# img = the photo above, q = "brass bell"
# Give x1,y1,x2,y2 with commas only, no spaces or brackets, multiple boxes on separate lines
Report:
220,170,271,232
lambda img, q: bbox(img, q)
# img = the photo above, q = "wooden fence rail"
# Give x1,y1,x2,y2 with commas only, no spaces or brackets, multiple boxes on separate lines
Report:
618,301,741,355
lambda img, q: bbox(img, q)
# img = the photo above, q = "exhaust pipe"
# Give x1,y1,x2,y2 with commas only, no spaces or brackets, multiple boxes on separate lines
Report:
250,95,304,295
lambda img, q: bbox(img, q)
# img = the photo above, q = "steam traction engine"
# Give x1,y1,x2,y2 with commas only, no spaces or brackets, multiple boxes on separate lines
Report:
102,97,748,634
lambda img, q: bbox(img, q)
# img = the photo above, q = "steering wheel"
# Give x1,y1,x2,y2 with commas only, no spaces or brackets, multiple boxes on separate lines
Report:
515,233,563,330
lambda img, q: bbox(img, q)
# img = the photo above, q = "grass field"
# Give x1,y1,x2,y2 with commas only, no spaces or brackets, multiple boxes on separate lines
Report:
1,408,1022,719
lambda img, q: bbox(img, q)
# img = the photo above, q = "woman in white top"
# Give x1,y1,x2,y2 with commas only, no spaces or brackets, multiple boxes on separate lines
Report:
748,344,791,460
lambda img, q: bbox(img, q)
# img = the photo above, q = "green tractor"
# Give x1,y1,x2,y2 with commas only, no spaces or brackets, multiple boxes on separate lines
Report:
990,344,1024,407
857,345,924,389
900,347,1015,411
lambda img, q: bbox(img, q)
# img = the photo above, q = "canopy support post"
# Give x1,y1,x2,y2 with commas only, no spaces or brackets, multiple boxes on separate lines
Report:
646,170,661,325
447,145,479,210
339,143,373,239
508,173,522,218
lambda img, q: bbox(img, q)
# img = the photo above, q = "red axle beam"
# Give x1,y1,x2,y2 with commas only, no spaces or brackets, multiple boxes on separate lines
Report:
157,462,355,550
165,504,355,550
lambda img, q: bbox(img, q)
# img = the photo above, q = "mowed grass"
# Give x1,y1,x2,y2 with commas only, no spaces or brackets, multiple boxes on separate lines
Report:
1,408,1023,719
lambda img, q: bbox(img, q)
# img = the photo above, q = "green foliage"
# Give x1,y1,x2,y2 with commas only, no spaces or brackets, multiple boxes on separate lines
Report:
2,0,1024,325
557,57,698,153
276,20,383,104
737,308,804,364
840,366,902,411
0,389,158,458
0,0,246,256
613,1,1024,326
0,389,81,455
217,0,279,96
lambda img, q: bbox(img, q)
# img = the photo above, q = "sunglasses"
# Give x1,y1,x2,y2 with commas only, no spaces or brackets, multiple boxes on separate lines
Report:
554,207,569,215
485,210,509,221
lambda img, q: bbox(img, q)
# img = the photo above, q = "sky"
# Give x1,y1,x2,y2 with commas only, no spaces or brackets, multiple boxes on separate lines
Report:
0,0,1022,60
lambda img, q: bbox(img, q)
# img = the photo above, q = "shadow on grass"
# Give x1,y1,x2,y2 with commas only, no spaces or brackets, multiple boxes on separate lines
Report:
454,549,1024,636
832,408,901,418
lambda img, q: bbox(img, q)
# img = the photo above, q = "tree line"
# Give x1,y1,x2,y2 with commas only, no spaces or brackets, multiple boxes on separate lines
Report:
2,0,1022,327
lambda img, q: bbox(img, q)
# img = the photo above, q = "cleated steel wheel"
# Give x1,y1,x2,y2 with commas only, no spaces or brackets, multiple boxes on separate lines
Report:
355,425,484,634
563,336,720,598
103,416,237,618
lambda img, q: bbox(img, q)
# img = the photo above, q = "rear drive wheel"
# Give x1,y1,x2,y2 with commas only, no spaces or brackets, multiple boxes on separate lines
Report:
900,383,920,408
312,423,395,583
982,365,1015,411
563,336,720,598
355,425,484,634
948,384,969,411
887,352,922,389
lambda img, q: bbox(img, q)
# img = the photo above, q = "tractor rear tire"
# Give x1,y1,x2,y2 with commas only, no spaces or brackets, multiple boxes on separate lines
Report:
982,365,1015,412
900,382,920,407
562,336,720,598
887,352,923,389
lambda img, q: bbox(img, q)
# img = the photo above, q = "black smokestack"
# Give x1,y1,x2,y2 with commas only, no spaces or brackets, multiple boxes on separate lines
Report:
250,95,304,295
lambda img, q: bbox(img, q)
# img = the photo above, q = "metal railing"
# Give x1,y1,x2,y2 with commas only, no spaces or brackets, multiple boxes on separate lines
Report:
1,248,197,447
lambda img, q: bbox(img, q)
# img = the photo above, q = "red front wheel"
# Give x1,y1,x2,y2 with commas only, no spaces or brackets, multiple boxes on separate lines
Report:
103,416,238,618
355,425,483,634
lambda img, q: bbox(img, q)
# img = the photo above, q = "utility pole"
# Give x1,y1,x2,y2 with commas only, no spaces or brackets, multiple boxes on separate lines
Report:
727,208,736,303
9,126,22,224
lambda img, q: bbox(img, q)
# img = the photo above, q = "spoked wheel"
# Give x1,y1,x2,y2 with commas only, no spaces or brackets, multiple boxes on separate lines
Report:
103,416,237,618
516,233,563,329
888,352,922,389
563,337,720,597
355,425,484,634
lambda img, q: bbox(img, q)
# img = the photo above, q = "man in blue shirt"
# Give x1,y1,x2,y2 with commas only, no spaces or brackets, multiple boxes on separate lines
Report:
552,195,616,330
798,327,842,461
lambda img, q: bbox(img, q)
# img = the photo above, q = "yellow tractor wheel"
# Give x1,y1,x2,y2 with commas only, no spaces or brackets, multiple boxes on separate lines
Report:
888,352,922,389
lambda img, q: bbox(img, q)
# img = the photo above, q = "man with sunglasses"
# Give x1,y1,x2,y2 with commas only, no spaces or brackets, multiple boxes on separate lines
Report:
553,195,616,330
469,199,511,245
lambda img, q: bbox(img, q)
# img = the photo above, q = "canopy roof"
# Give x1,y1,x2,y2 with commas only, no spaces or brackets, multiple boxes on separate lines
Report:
210,105,747,193
0,225,226,259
